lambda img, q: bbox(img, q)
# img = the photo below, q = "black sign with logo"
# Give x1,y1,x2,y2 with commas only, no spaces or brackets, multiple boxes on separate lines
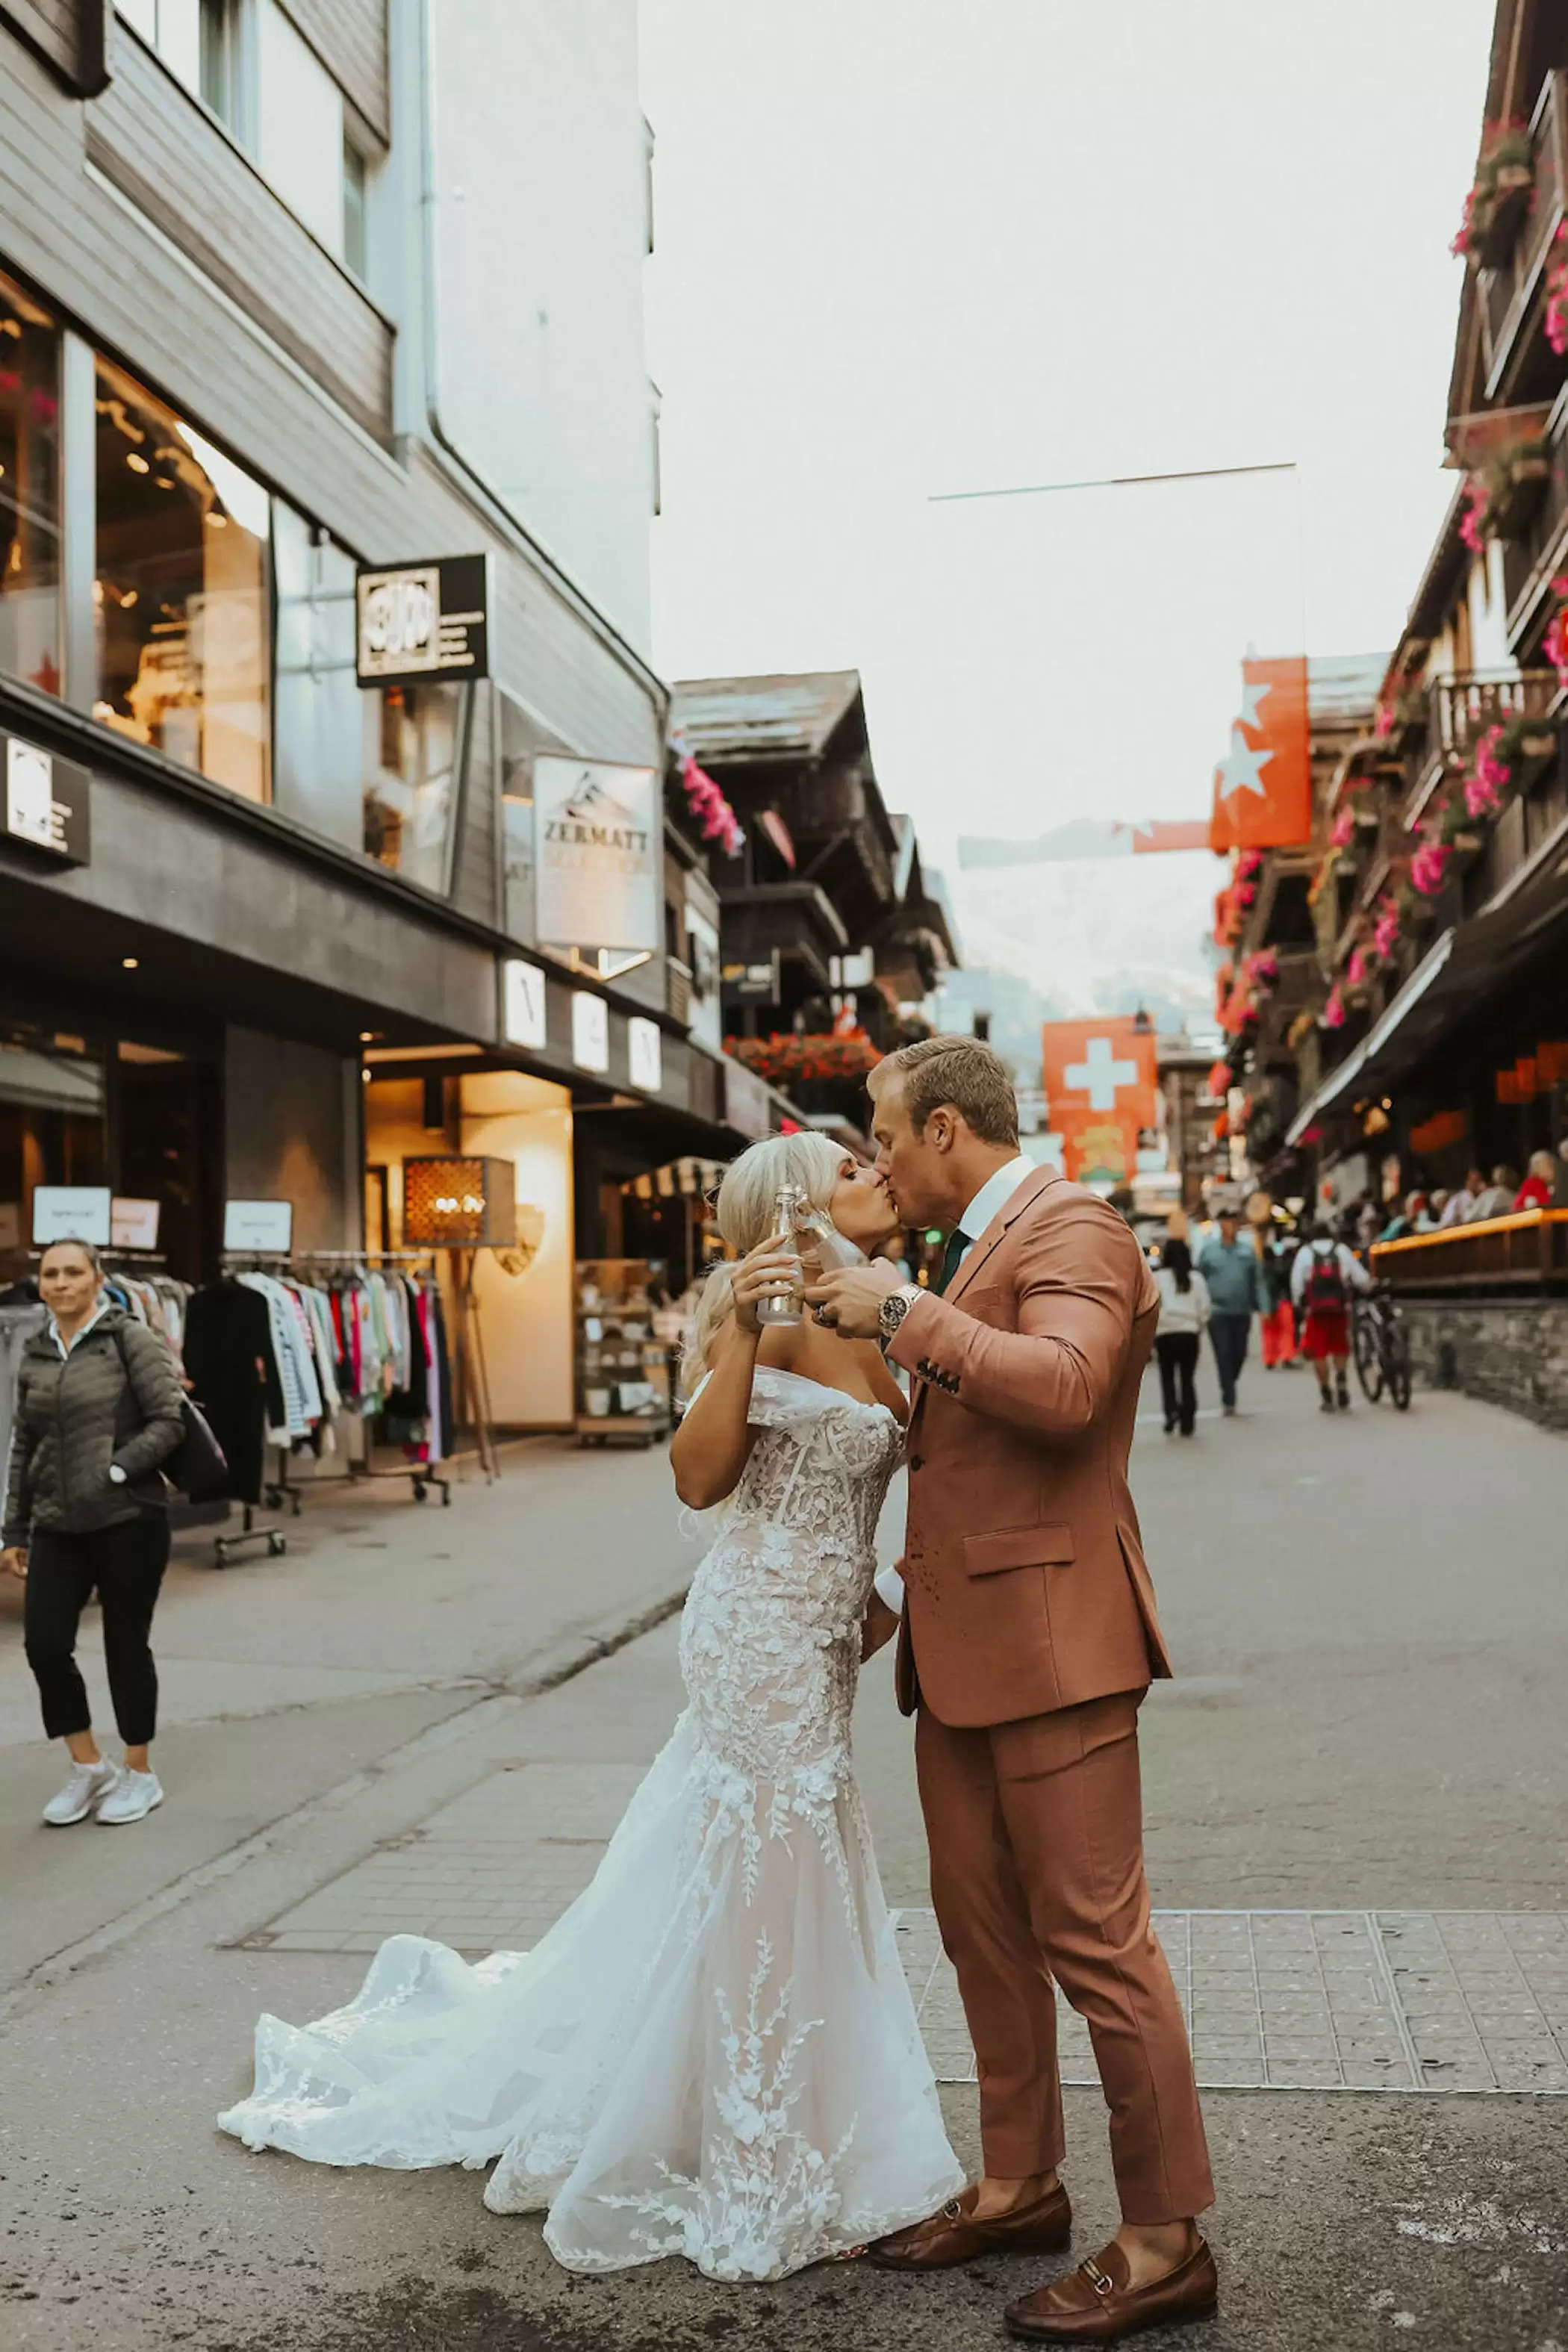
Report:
1,733,90,865
355,554,491,688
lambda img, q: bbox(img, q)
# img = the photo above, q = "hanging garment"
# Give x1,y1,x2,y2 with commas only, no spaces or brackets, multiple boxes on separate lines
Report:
183,1280,279,1507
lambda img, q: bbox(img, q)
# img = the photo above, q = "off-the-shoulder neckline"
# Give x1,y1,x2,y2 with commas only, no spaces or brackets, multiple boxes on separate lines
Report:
753,1364,902,1421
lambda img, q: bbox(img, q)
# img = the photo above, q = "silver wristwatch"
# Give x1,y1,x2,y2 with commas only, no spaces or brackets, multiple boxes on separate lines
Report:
877,1283,922,1350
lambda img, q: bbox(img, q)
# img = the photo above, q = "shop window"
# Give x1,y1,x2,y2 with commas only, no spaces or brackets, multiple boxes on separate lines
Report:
364,682,464,892
0,273,61,699
93,357,271,802
0,1024,107,1263
273,501,361,850
499,691,570,947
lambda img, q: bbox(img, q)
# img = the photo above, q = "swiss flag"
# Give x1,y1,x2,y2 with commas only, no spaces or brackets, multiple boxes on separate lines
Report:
1208,655,1311,853
1042,1017,1158,1130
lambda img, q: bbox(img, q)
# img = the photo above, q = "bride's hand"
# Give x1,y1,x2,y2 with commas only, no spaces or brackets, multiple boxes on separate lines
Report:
730,1234,801,1334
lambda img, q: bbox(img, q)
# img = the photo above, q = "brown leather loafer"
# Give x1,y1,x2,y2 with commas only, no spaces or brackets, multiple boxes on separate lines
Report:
867,2181,1072,2271
1004,2237,1218,2342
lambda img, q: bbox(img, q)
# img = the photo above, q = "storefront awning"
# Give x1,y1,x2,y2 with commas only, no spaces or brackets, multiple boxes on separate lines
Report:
1287,809,1568,1144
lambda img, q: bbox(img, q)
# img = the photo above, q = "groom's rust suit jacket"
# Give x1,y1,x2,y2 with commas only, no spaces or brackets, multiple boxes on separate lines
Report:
886,1168,1172,1726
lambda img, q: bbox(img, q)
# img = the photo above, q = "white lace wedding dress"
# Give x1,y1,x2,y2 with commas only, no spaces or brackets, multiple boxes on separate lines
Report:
218,1366,962,2281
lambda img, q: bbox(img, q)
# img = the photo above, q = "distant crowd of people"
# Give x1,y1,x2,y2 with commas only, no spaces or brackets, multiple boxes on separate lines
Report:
1354,1144,1567,1245
1150,1208,1373,1428
1147,1141,1566,1431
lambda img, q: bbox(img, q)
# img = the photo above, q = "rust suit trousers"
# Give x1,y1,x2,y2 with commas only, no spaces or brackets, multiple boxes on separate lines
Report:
915,1687,1214,2224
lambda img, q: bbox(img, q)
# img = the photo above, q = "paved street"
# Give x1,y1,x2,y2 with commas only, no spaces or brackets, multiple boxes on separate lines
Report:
2,1369,1567,2351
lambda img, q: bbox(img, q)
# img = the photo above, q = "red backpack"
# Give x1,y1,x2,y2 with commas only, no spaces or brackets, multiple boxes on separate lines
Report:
1304,1249,1348,1316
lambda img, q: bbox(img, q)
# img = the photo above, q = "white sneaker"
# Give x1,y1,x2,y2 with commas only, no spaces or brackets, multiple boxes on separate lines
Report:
43,1758,122,1826
96,1767,164,1825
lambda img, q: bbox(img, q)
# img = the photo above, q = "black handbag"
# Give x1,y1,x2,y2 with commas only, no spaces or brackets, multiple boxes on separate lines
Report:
114,1325,231,1502
169,1393,231,1502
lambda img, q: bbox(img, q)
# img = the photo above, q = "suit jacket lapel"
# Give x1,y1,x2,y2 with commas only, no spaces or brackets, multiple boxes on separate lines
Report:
942,1167,1061,1311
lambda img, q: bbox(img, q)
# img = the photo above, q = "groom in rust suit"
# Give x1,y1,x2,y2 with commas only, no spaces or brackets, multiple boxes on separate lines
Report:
806,1035,1216,2345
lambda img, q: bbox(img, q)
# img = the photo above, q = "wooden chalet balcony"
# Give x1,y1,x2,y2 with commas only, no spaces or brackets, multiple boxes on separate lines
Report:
717,880,847,994
1372,1208,1568,1294
1479,71,1568,402
1403,671,1559,830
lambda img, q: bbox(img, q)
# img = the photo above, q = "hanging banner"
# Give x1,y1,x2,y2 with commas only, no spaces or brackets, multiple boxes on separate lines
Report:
1208,654,1312,853
1042,1018,1158,1126
533,756,660,953
1041,1018,1159,1187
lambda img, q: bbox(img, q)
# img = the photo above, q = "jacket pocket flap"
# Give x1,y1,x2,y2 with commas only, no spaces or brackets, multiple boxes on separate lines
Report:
965,1523,1075,1576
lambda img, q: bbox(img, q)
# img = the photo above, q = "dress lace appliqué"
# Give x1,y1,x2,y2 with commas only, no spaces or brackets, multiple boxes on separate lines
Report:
217,1366,962,2282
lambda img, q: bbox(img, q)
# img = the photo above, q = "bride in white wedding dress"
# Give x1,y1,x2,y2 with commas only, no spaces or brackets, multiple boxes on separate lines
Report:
218,1133,962,2282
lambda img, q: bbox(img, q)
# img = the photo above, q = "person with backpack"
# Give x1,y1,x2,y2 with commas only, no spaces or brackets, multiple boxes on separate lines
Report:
1289,1222,1372,1412
1152,1236,1210,1435
1,1236,184,1826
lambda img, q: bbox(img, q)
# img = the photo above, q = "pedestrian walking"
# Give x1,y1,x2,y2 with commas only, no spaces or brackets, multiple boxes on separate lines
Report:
1195,1208,1263,1416
1153,1237,1209,1435
1289,1223,1372,1411
1,1237,184,1826
1259,1233,1298,1369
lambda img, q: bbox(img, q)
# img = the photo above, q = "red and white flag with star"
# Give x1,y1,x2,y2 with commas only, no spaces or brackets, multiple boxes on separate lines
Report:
1208,655,1311,853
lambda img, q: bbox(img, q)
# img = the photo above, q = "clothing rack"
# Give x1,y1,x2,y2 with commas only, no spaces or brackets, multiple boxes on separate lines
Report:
216,1246,491,1511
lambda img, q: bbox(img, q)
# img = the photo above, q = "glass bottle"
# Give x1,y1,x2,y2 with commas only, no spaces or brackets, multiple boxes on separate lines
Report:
794,1202,866,1273
756,1183,806,1325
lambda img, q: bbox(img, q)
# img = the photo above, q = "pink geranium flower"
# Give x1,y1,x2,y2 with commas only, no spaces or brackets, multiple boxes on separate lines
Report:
1323,987,1346,1030
1410,841,1451,897
1331,809,1354,850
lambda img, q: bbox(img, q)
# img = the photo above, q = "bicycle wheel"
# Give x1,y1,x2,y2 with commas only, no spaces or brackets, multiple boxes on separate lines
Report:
1353,1304,1384,1403
1385,1314,1412,1410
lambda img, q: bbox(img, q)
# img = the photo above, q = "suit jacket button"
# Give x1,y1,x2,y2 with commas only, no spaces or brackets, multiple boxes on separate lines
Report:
909,1454,924,1472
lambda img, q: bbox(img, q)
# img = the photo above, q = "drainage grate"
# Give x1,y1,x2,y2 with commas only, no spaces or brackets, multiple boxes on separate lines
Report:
892,1908,1568,2094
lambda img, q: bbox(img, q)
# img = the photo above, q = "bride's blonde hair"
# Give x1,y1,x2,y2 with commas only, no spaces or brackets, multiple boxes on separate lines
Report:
682,1130,847,1395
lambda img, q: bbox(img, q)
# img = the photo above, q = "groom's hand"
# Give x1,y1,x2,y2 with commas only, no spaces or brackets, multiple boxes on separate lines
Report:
805,1257,903,1339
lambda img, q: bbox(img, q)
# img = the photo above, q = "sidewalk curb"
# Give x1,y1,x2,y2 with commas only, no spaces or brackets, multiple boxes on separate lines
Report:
0,1577,691,2023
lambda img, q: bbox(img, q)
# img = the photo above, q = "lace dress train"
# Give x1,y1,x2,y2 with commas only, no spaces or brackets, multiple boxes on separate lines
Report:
218,1369,962,2281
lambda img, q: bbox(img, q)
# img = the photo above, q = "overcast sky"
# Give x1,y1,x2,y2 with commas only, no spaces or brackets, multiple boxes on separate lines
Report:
640,0,1495,1013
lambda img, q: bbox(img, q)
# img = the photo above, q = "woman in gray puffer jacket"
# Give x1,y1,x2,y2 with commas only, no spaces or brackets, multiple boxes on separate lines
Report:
2,1237,184,1827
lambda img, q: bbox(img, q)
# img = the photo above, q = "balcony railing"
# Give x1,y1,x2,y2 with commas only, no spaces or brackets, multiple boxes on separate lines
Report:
1404,671,1559,828
1372,1207,1568,1293
1480,71,1568,400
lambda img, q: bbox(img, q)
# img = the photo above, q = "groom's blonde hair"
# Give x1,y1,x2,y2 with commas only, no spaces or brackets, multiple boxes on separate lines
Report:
869,1034,1020,1148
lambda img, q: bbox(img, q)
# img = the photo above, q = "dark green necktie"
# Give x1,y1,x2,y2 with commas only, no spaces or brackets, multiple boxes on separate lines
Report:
936,1228,968,1296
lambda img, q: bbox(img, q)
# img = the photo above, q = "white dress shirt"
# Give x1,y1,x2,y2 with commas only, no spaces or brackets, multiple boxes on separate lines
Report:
873,1153,1039,1619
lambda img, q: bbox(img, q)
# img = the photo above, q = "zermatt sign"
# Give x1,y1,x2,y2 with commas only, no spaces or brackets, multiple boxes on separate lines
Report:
532,756,662,953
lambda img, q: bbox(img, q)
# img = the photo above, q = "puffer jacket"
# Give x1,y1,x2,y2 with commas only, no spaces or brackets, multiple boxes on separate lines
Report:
2,1306,184,1546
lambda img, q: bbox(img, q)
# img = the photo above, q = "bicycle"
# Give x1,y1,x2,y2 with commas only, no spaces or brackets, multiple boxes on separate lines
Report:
1352,1284,1412,1410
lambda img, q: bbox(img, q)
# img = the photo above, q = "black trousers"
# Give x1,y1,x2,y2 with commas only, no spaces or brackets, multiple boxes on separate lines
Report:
1154,1332,1200,1434
23,1515,170,1746
1208,1312,1251,1409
